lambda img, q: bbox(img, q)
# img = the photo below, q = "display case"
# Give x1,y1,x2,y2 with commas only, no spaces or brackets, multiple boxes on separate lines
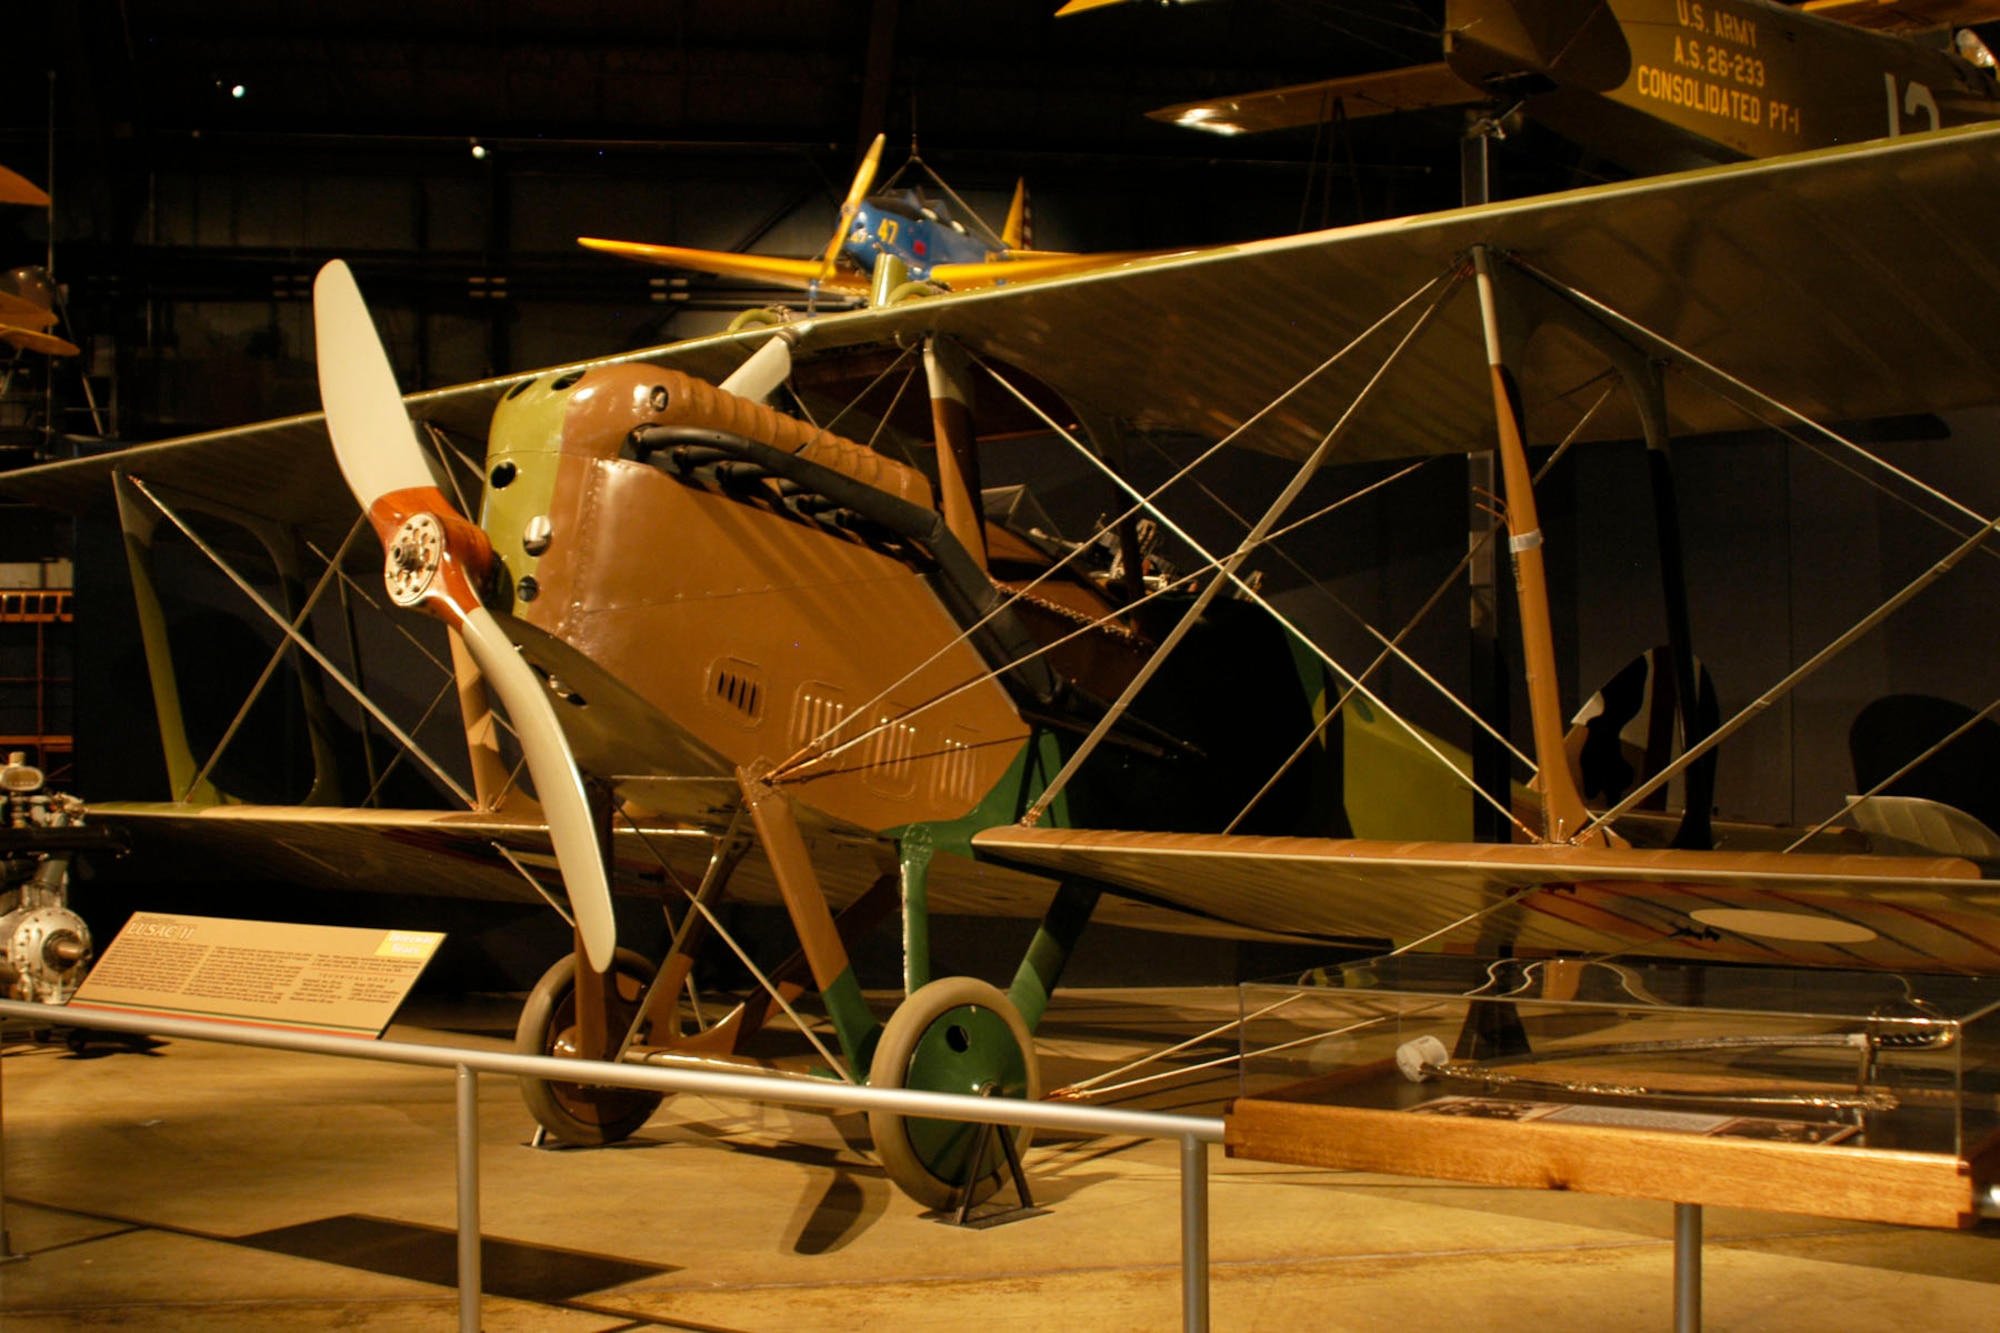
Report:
1227,954,2000,1229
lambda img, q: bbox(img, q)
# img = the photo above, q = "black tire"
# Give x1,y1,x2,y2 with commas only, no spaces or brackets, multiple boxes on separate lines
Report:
515,948,663,1146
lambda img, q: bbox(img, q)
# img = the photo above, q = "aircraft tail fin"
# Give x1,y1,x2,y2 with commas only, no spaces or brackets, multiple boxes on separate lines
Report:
1002,178,1029,251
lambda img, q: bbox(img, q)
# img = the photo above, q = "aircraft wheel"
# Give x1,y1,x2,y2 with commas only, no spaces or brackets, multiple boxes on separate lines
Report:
516,948,662,1146
867,976,1039,1210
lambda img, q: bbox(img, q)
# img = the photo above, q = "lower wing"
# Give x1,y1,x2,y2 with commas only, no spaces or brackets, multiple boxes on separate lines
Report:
974,825,2000,972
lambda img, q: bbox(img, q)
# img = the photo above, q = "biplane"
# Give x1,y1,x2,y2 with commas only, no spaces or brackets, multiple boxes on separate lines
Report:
5,122,2000,1209
0,168,78,361
576,132,1170,305
1095,0,2000,174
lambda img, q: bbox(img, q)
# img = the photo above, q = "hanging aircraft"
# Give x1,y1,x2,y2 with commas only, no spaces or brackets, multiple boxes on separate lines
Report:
576,133,1172,307
0,165,47,208
6,122,2000,1210
1082,0,2000,175
0,170,78,359
0,269,80,360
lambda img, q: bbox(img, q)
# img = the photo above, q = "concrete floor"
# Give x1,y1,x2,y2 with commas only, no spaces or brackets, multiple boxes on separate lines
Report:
3,987,1997,1331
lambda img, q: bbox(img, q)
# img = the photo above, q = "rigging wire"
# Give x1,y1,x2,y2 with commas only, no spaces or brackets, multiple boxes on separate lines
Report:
765,266,1460,781
611,805,858,1083
1216,381,1616,832
306,538,532,808
980,352,1536,834
1581,510,2000,841
975,277,1536,835
1780,696,2000,853
358,671,465,809
179,514,368,805
124,476,474,808
1505,257,2000,843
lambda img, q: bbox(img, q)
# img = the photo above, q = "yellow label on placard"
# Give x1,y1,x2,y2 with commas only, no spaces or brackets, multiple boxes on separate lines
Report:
375,930,445,960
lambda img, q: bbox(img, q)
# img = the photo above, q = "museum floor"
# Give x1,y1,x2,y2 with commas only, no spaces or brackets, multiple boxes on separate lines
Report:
3,986,1997,1331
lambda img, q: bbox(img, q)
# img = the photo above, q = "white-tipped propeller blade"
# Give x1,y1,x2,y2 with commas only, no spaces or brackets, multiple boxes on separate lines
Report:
313,259,618,973
313,261,437,508
454,605,618,972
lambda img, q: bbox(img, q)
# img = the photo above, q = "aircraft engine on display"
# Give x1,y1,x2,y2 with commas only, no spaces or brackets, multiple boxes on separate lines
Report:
0,753,96,1004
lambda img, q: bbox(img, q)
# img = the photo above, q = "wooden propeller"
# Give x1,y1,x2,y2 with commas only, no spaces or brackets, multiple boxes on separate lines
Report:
816,133,886,285
313,259,617,971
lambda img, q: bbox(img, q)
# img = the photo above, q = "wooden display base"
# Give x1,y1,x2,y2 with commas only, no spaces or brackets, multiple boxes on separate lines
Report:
1228,1066,2000,1329
1229,1093,1997,1229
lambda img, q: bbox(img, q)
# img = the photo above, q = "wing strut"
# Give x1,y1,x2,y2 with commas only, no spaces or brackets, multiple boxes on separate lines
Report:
1482,253,2000,843
924,335,986,568
1471,247,1602,846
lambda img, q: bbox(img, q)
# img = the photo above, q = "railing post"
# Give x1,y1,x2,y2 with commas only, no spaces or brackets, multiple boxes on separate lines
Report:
1674,1201,1702,1333
456,1063,482,1333
1181,1133,1210,1333
1,1021,12,1261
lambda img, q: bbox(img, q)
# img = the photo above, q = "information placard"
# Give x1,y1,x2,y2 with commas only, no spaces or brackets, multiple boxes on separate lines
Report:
69,912,444,1037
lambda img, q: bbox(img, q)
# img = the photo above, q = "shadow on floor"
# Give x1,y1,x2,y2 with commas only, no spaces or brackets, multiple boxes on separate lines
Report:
236,1213,676,1302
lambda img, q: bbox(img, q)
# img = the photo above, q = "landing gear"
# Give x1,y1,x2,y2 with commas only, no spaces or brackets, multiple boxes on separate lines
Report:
867,976,1040,1210
516,947,662,1145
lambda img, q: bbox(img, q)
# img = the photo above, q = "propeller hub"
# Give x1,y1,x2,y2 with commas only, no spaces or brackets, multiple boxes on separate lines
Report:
385,512,447,606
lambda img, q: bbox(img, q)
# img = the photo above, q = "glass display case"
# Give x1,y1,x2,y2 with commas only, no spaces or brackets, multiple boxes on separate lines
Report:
1228,953,2000,1228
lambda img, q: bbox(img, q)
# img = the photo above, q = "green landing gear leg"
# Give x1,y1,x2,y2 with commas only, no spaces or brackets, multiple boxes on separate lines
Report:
1008,881,1101,1032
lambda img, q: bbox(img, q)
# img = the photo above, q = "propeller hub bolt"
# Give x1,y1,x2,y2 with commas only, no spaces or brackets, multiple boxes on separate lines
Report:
385,512,446,606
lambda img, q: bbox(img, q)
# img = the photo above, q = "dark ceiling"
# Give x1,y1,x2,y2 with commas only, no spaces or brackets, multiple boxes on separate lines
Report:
7,0,1962,445
8,1,1519,442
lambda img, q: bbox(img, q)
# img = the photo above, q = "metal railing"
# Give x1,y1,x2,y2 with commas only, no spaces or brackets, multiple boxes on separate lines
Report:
0,998,1224,1332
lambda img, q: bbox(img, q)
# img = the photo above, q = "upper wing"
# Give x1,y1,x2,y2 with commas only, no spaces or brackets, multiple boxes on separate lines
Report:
0,292,57,330
13,127,2000,508
772,123,2000,463
581,231,1176,295
973,825,2000,972
926,248,1183,290
577,236,872,299
0,325,78,357
0,329,788,546
1149,63,1485,137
